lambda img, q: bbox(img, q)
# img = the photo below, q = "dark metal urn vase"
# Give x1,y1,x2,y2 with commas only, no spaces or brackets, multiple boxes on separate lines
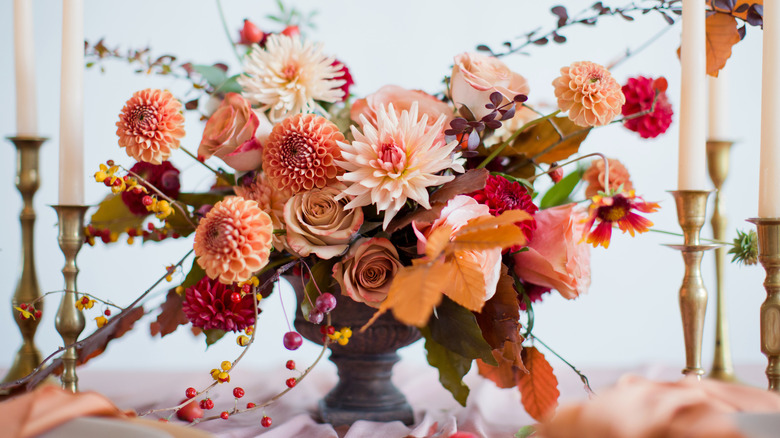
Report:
287,276,421,426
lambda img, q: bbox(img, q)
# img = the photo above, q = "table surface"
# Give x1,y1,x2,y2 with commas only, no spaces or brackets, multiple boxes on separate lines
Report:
71,362,769,438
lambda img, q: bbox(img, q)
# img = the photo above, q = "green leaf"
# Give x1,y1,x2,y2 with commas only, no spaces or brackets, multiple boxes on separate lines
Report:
180,258,205,290
89,194,146,235
515,425,536,438
428,297,497,365
540,167,583,209
177,192,225,209
301,259,336,321
421,326,472,406
215,74,243,94
204,328,227,347
192,64,228,89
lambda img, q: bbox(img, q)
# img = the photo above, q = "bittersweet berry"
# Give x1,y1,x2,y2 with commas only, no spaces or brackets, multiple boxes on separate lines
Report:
285,360,296,370
220,411,229,420
246,402,256,409
185,387,197,399
230,292,242,303
286,378,297,388
261,416,272,427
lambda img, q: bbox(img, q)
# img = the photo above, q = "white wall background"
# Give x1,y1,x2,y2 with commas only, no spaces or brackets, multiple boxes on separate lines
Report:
0,0,768,383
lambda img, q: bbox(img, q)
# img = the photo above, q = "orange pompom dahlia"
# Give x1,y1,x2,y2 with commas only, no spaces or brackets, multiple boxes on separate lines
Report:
583,158,634,199
116,89,186,164
194,197,273,284
552,61,625,127
234,173,289,251
262,113,344,196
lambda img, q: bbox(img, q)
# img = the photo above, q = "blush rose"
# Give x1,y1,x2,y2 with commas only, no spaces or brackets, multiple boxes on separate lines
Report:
450,52,530,120
350,84,452,134
333,237,403,308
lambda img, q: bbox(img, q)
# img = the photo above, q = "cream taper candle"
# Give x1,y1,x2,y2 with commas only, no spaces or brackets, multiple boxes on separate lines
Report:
708,71,728,141
14,0,37,136
759,0,780,217
678,0,707,190
58,0,84,205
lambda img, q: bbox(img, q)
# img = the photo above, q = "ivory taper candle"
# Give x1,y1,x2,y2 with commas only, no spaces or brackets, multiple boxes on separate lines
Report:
708,71,728,141
58,0,84,205
759,0,780,218
14,0,37,136
678,0,707,190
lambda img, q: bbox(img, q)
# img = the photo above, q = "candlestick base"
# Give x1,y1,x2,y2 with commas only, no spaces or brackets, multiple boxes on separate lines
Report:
53,205,89,393
666,190,720,378
3,136,47,384
747,218,780,392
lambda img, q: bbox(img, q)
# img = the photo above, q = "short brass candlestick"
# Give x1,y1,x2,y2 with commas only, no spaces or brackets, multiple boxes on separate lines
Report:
667,190,720,377
706,140,737,381
747,218,780,392
53,205,88,393
3,136,47,383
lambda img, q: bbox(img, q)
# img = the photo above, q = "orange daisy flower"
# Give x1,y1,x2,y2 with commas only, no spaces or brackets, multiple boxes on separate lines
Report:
582,191,659,249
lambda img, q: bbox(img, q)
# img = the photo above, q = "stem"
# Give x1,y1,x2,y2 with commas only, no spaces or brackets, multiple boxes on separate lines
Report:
647,228,731,245
527,152,608,186
124,169,197,230
216,0,242,64
608,22,677,70
477,110,561,169
529,333,594,396
179,146,227,182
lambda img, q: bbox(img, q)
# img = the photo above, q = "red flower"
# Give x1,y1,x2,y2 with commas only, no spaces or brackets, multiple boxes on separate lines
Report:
621,76,673,139
332,60,354,102
182,276,258,332
518,281,551,311
121,161,180,215
582,191,660,249
470,174,538,241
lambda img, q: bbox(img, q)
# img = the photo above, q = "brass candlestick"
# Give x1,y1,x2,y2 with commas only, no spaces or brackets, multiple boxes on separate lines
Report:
747,218,780,392
3,136,47,383
667,190,720,377
706,140,737,381
53,205,88,393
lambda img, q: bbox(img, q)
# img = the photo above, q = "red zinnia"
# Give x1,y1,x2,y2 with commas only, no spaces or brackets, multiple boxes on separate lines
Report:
470,174,538,241
582,191,660,249
121,161,181,215
182,276,258,332
621,76,673,139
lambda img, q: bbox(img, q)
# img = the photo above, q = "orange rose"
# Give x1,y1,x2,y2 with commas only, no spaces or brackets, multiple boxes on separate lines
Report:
198,92,272,171
350,85,452,134
450,52,529,120
333,237,403,308
512,203,591,299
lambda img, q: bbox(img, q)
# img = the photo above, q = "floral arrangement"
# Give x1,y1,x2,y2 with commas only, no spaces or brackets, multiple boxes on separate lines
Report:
15,0,767,429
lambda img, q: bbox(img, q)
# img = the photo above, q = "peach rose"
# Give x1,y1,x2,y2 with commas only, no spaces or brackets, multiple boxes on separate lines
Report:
333,237,403,308
512,203,591,299
350,85,453,133
413,195,501,302
284,184,364,259
450,52,530,120
198,92,273,172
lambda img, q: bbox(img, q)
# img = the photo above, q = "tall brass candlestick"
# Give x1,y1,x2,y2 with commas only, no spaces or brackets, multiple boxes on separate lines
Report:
706,140,737,381
667,190,719,377
747,218,780,392
53,205,88,393
3,137,47,383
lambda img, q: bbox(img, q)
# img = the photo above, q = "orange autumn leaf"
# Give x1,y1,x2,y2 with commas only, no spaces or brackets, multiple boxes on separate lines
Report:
425,224,454,260
478,349,521,389
380,260,449,327
518,346,560,422
446,250,489,312
456,209,532,236
706,12,741,77
453,224,527,252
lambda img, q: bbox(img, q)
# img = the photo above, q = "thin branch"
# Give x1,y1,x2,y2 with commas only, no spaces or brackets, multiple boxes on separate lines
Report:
530,333,595,396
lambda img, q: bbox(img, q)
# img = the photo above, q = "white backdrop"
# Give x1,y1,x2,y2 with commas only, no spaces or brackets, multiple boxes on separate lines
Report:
0,0,768,384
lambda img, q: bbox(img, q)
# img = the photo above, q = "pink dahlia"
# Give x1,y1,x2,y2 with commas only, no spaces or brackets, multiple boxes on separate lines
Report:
194,197,273,284
469,174,538,241
337,102,464,230
116,89,186,164
121,161,180,215
182,276,257,332
262,113,345,196
552,61,625,127
233,173,289,251
621,76,673,138
333,59,354,102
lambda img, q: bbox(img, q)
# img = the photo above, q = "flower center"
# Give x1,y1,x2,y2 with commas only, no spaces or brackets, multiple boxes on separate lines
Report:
280,132,317,171
376,142,405,174
597,195,631,222
282,62,299,81
129,106,158,132
204,217,237,252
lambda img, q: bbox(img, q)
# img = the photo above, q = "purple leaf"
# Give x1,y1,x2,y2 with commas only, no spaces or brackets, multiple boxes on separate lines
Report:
489,91,504,107
450,118,468,130
514,94,528,103
485,120,503,130
551,6,568,27
738,24,746,40
747,4,763,27
468,130,481,150
735,3,749,13
501,105,516,121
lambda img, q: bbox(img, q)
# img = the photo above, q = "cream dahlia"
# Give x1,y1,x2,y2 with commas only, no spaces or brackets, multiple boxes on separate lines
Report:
552,61,625,127
238,34,345,122
337,103,464,230
116,89,186,164
234,173,290,251
262,113,345,196
193,196,273,284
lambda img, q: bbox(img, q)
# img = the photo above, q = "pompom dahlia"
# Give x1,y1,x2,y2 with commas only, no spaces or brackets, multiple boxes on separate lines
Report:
234,173,290,251
552,61,625,127
238,34,345,122
121,161,181,215
116,89,185,164
262,113,345,195
194,196,273,284
469,174,538,241
583,158,634,199
337,103,464,230
621,76,673,138
182,276,257,332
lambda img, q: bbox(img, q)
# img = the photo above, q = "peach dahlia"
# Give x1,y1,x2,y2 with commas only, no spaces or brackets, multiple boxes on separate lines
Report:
116,89,185,165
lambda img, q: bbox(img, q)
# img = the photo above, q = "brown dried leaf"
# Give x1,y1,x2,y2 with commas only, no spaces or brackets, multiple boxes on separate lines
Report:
706,12,741,76
518,346,560,422
75,306,146,367
502,116,589,164
474,269,526,371
150,290,189,337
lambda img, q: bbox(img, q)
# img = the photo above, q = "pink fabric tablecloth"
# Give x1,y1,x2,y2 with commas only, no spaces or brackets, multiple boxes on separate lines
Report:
71,362,769,438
